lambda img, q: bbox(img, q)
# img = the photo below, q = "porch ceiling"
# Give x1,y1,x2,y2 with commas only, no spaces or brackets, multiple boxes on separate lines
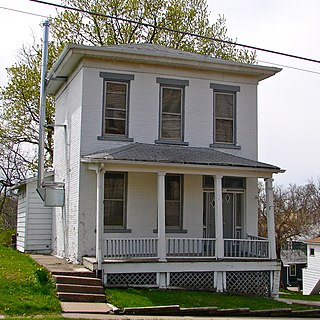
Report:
81,143,282,176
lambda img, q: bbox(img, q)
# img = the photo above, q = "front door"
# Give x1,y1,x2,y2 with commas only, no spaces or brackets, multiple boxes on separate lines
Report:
203,192,243,239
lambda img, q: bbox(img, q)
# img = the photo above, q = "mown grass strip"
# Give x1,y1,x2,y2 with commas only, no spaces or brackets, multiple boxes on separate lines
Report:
106,288,313,311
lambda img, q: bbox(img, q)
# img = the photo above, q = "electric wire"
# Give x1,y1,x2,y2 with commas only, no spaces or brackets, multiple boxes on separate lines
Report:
258,60,320,75
27,0,320,64
0,5,48,18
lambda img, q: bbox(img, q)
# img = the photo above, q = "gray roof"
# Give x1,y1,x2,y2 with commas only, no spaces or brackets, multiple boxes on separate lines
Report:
281,249,307,266
82,143,280,171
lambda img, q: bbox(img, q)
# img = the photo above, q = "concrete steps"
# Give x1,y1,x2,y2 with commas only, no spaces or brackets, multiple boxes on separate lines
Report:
53,272,106,303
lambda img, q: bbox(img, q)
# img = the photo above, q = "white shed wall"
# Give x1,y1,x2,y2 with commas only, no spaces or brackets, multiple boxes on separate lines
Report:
303,245,320,295
16,180,52,253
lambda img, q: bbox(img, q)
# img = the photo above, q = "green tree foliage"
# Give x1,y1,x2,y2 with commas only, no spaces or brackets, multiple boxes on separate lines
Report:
51,0,256,62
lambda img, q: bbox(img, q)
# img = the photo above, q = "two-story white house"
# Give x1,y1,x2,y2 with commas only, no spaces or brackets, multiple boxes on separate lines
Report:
45,43,283,296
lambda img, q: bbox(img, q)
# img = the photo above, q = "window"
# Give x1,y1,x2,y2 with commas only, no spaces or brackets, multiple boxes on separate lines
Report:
105,82,128,135
210,83,240,146
165,175,183,229
104,172,127,229
100,72,134,139
156,77,189,144
289,264,296,277
161,87,183,140
310,248,315,256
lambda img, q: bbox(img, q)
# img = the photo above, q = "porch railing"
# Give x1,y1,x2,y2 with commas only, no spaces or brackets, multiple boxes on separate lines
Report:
105,238,158,259
167,238,216,258
224,238,269,259
104,237,269,260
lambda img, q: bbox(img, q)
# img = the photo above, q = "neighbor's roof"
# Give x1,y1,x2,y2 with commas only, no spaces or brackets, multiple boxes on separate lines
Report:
81,142,281,172
46,43,281,95
281,249,307,266
305,237,320,244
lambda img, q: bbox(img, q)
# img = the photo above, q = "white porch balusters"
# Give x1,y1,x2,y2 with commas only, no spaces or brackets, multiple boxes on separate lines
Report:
214,175,224,259
96,165,105,278
265,178,277,260
157,172,167,262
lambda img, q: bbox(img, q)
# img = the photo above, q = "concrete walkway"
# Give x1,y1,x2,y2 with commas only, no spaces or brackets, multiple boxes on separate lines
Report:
276,297,320,307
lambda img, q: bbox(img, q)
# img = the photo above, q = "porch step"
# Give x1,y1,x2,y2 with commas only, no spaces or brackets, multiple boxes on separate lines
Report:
56,283,105,294
51,270,95,278
53,275,102,286
53,273,106,303
58,292,106,302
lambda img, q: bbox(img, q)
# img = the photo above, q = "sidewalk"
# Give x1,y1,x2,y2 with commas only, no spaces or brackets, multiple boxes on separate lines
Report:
276,297,320,307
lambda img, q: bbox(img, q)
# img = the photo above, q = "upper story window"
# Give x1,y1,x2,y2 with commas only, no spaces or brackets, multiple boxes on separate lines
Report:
210,83,240,147
99,72,134,141
310,247,315,256
156,77,189,145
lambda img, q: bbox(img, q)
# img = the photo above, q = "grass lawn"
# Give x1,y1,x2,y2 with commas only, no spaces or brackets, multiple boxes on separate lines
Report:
106,288,312,311
280,289,320,301
0,244,61,316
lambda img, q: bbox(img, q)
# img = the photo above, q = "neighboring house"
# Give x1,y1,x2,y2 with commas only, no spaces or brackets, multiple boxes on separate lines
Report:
281,249,307,289
18,44,283,296
303,237,320,295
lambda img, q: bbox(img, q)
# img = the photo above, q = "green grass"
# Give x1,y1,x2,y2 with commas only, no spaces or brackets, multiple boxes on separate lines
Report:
106,288,311,311
280,290,320,301
0,244,61,316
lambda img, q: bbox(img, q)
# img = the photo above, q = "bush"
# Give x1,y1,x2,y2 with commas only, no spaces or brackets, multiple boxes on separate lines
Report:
0,228,16,246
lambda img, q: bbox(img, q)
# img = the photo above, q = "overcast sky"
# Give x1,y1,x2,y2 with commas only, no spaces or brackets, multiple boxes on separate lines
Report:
0,0,319,187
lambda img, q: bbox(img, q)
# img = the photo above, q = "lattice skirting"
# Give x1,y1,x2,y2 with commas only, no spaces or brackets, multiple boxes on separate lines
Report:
169,271,215,290
106,272,157,287
226,271,270,296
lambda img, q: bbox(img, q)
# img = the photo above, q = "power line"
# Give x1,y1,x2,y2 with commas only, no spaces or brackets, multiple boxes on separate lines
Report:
258,60,320,75
28,0,320,64
0,5,48,18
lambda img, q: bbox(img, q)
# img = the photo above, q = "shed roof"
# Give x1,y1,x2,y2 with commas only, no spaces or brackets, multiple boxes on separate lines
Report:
281,249,307,266
305,237,320,244
82,143,281,172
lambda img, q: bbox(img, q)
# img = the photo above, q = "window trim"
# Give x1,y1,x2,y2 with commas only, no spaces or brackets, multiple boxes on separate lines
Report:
165,174,184,230
310,247,315,256
104,171,129,232
99,72,134,140
156,77,189,144
210,83,240,148
289,264,297,277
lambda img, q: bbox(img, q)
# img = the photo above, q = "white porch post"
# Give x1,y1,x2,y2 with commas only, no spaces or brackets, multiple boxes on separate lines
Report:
157,172,166,262
265,178,277,260
214,175,224,259
96,165,105,278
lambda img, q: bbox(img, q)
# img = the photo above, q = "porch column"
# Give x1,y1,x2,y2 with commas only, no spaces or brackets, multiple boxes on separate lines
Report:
265,178,277,260
214,175,224,259
157,172,166,262
96,165,105,278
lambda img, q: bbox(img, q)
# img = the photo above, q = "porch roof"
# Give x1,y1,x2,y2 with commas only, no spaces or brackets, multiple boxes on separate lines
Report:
82,143,281,172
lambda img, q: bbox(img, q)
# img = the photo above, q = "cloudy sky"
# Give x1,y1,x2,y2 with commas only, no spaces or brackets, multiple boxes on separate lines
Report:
0,0,319,186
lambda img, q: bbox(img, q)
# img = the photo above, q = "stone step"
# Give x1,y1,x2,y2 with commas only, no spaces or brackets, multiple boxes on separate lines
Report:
51,270,95,278
58,292,106,303
53,275,102,286
56,283,104,294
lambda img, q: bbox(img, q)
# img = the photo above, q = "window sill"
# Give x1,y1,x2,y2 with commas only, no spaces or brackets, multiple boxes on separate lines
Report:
155,140,189,146
210,143,241,150
98,136,134,142
153,229,188,234
104,228,132,233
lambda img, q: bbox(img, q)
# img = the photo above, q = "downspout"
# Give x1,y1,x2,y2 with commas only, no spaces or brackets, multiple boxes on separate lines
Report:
36,19,50,200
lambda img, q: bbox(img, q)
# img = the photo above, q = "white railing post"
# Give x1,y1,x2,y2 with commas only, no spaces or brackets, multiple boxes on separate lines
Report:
214,175,224,259
265,178,277,260
157,172,166,261
96,165,105,278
